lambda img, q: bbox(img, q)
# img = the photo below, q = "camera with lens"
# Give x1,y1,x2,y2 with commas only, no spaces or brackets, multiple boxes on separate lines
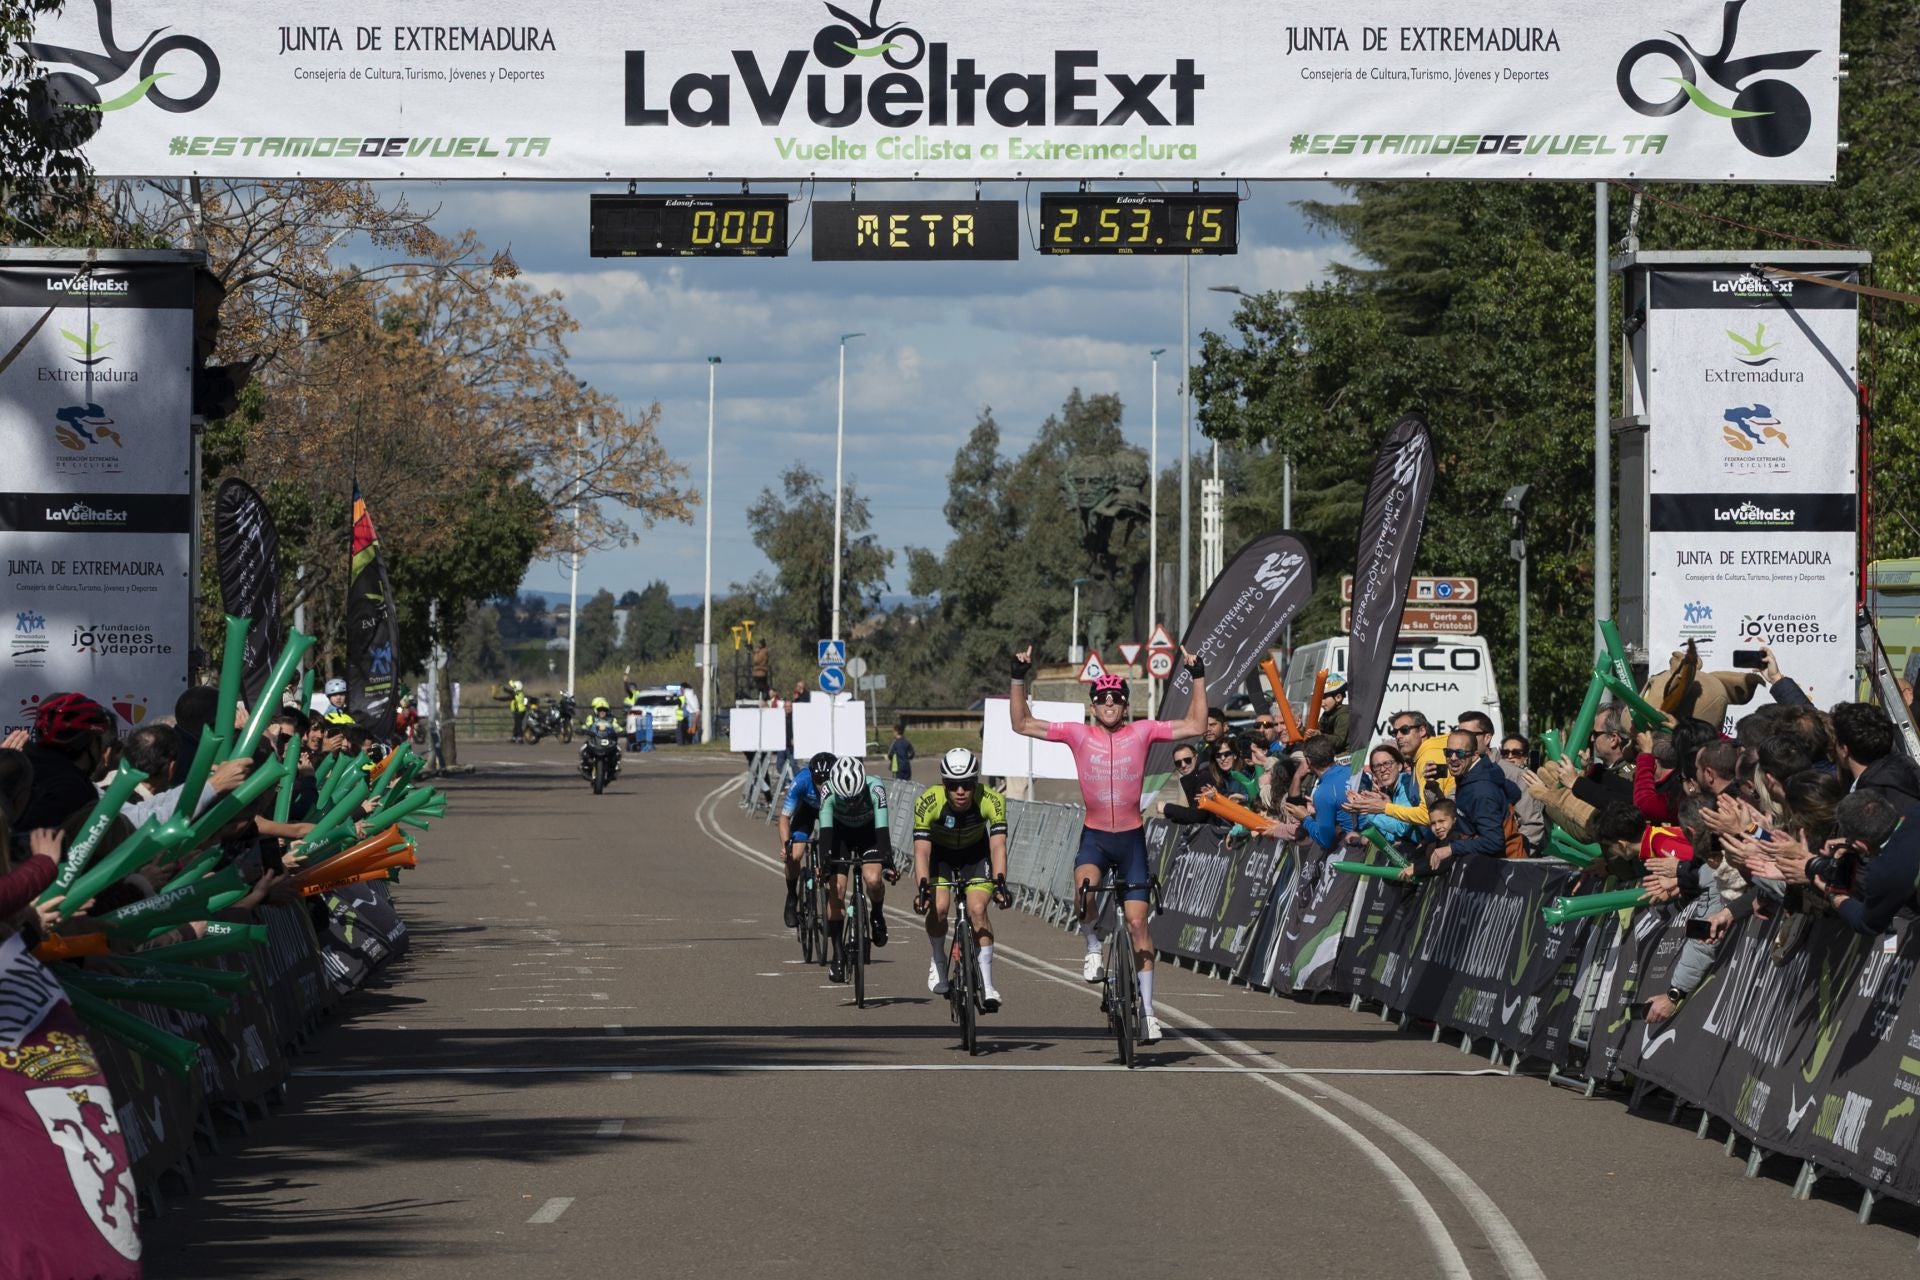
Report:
1808,837,1860,892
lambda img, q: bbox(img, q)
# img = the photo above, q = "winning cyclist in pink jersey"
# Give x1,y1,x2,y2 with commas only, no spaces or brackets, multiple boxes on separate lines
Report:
1009,645,1208,1044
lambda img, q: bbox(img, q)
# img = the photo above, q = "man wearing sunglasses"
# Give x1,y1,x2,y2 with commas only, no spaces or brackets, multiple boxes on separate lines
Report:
1346,710,1451,828
1010,645,1208,1046
1460,711,1542,854
1429,729,1521,869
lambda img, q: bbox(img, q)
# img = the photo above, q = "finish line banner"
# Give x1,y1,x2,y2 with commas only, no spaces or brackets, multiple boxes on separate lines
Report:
26,1,1840,181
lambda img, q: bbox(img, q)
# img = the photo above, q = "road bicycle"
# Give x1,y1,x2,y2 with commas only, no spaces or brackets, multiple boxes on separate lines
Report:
787,835,829,968
825,843,896,1009
1078,873,1159,1069
925,869,993,1055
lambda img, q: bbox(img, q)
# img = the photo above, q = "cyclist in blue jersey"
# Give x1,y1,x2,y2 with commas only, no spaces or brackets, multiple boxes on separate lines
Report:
778,751,837,927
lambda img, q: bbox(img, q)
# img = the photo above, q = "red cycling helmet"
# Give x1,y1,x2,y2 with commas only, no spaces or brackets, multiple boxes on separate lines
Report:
1090,674,1129,699
33,692,114,749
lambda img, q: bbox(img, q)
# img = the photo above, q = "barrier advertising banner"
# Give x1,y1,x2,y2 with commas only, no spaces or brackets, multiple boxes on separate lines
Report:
23,1,1840,182
0,252,193,735
1148,821,1290,971
1344,414,1436,754
1638,264,1860,712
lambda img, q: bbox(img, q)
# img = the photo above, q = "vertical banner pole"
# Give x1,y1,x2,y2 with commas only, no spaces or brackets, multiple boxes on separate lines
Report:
1594,181,1611,659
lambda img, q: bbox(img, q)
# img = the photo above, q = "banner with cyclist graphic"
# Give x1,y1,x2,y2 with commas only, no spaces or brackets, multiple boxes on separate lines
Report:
20,1,1841,181
213,478,283,708
0,251,193,736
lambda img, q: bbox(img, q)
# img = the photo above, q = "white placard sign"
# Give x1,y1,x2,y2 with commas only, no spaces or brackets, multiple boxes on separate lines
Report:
26,2,1840,182
1639,265,1859,719
0,252,194,736
791,697,866,758
727,706,786,753
980,697,1084,782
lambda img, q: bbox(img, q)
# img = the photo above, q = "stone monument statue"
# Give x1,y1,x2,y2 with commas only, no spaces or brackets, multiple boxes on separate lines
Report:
1062,454,1150,659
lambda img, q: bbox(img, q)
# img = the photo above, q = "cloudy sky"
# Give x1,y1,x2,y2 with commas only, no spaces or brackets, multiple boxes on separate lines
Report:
401,180,1349,601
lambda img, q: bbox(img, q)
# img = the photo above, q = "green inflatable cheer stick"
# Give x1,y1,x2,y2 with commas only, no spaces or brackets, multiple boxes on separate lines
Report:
39,762,149,903
114,955,253,992
301,665,316,712
365,785,440,831
1540,729,1566,768
160,846,224,894
301,778,371,852
60,984,201,1076
1599,671,1667,730
169,728,222,823
1331,859,1411,882
174,752,290,851
1544,838,1597,868
273,737,300,824
1554,829,1603,859
61,970,233,1018
137,920,267,962
231,630,316,760
1360,825,1410,868
99,864,249,934
54,818,164,920
1598,618,1634,687
1541,886,1650,925
1563,669,1608,766
212,614,251,753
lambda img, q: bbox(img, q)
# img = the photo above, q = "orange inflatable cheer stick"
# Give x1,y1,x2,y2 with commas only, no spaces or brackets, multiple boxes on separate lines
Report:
34,933,110,962
1304,669,1328,736
1261,658,1304,746
300,866,403,898
1197,790,1277,833
290,824,407,888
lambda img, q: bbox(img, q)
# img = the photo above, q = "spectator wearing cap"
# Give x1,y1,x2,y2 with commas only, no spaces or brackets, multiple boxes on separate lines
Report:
1831,701,1920,808
1317,677,1350,747
14,693,116,831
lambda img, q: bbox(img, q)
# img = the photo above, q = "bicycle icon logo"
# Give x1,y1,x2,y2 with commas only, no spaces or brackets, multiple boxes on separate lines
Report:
812,0,925,71
24,0,220,151
1615,0,1817,158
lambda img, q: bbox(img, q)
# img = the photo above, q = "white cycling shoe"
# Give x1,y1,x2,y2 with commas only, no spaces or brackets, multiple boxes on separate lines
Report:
981,985,1003,1013
927,960,950,995
1140,1015,1165,1045
1082,951,1106,983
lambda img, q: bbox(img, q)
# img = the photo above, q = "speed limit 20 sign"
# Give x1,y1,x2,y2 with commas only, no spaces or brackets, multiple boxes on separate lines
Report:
1147,650,1175,680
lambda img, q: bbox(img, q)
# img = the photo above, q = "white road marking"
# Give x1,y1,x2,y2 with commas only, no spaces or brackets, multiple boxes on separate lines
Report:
597,1120,624,1138
610,1072,633,1081
298,1063,1516,1079
591,993,609,1001
527,1197,574,1224
693,774,1538,1280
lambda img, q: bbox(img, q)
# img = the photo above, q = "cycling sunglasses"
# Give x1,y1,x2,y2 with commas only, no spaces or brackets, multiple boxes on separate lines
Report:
1090,689,1129,705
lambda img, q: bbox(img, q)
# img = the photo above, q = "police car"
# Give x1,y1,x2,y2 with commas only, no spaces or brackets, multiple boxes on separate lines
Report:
632,686,690,744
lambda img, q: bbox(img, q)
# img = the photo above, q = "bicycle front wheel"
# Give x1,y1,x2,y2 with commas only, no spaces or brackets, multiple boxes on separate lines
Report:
958,922,979,1056
851,880,869,1009
1111,948,1137,1068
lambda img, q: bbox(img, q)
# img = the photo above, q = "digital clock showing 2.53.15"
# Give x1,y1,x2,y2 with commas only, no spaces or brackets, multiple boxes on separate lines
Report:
1038,192,1239,255
589,194,790,258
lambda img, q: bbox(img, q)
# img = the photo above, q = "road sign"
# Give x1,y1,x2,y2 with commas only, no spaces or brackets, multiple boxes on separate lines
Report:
1340,576,1479,605
845,655,868,679
1076,651,1107,684
1118,642,1143,666
1340,606,1480,636
1147,622,1176,651
819,664,846,693
1148,650,1175,679
693,642,719,667
817,639,846,667
857,674,888,692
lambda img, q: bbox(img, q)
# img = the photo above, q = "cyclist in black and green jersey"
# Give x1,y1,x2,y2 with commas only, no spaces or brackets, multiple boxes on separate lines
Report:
911,747,1013,1010
820,756,898,983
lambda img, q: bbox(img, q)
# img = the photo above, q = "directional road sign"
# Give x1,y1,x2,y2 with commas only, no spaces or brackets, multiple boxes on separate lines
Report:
1118,642,1143,666
1339,606,1479,636
817,639,847,667
857,674,888,692
1148,650,1175,679
1076,651,1108,683
1340,576,1479,605
819,664,846,693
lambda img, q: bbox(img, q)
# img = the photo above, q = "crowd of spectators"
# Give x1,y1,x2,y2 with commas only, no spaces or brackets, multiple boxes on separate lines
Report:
1157,644,1920,1018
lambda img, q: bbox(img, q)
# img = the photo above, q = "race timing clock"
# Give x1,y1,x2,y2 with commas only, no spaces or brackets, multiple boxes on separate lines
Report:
589,194,790,258
1039,191,1238,256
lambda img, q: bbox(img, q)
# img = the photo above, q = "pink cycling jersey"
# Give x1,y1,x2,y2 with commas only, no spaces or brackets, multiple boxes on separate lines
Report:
1045,717,1175,833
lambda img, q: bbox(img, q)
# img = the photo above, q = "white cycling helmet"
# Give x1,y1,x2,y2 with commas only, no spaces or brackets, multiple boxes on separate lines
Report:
828,756,867,799
940,747,979,783
323,678,348,696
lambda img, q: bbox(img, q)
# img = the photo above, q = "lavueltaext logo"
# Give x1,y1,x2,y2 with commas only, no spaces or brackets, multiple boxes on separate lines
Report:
625,0,1205,140
1728,321,1779,366
25,0,220,152
1615,0,1817,157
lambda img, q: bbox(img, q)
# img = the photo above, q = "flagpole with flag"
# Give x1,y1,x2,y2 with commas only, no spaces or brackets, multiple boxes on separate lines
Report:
347,483,400,739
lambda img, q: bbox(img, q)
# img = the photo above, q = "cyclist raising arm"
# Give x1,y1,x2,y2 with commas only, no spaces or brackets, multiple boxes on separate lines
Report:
1009,644,1207,1044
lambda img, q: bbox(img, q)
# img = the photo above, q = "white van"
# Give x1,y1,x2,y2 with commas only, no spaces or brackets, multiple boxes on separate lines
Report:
1282,635,1504,750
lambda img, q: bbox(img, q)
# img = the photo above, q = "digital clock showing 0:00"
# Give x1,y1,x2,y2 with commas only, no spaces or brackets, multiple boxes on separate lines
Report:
1038,192,1238,256
589,194,791,258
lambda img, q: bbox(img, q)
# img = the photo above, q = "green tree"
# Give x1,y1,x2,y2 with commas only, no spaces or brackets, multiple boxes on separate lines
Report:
619,580,680,663
575,589,617,672
745,464,893,645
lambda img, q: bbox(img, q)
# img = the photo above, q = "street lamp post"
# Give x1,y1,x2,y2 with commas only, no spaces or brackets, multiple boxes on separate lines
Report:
1179,257,1191,636
1148,347,1165,636
832,332,865,653
1070,576,1090,665
700,355,721,743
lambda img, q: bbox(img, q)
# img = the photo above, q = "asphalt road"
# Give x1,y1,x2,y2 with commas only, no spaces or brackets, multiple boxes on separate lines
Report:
142,746,1920,1277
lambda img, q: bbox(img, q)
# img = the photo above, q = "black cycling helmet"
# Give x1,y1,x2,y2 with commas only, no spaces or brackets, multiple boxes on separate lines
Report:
808,751,835,778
